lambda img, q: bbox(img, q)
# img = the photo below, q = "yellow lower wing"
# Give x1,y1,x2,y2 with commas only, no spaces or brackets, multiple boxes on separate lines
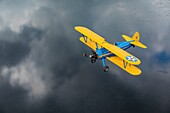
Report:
107,57,141,75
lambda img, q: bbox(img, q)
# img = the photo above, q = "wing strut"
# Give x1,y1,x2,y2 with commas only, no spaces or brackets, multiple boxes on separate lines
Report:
82,34,87,43
123,60,128,68
96,43,99,49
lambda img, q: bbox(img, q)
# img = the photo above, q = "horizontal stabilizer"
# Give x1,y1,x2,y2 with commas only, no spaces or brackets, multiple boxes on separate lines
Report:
122,32,147,49
130,41,147,49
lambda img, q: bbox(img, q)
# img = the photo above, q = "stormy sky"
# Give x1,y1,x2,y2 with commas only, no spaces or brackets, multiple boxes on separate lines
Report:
0,0,170,113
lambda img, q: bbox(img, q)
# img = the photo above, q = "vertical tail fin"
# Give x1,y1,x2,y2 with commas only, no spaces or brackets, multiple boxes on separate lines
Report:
132,32,140,42
122,32,147,49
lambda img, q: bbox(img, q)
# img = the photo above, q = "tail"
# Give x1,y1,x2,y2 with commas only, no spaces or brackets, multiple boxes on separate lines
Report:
122,32,147,48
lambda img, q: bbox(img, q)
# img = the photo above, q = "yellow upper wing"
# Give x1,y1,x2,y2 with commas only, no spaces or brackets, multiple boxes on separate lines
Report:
75,26,105,42
75,26,141,65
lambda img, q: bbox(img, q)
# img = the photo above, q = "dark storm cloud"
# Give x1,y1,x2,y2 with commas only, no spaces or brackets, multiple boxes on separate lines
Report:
0,26,43,67
0,0,170,113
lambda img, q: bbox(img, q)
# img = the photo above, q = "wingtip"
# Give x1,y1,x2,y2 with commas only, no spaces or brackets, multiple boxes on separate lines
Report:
132,71,141,76
136,59,141,65
141,45,147,49
74,26,84,29
74,26,79,30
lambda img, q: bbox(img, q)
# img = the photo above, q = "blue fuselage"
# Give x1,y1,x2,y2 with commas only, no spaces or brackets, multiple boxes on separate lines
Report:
96,41,133,59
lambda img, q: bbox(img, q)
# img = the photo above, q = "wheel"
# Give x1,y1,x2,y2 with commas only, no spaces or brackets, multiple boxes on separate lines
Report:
103,66,109,72
91,59,96,63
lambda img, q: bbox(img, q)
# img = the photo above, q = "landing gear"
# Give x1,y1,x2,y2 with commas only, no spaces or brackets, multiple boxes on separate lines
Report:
103,66,109,72
83,51,98,63
82,50,110,72
91,58,96,63
101,58,109,72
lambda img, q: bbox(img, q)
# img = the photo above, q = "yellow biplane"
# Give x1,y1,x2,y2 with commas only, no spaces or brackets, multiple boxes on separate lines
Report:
75,26,147,75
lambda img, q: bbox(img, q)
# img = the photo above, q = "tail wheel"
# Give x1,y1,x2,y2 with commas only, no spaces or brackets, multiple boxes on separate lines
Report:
103,66,109,72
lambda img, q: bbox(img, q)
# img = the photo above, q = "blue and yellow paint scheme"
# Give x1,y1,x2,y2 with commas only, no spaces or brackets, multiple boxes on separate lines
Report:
75,26,147,76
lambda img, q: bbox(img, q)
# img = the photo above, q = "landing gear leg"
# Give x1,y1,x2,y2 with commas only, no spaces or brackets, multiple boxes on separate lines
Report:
102,58,109,72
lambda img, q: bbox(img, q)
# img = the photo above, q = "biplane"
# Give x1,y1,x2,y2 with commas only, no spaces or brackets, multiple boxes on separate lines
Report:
75,26,147,75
